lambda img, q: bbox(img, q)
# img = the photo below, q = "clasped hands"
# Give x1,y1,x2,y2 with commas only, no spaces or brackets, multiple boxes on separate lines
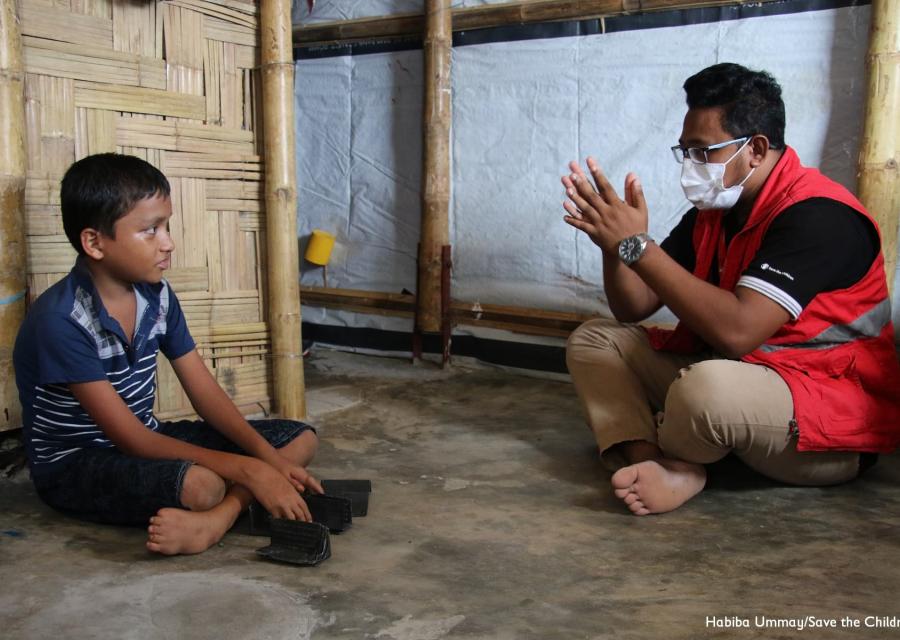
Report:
561,156,649,257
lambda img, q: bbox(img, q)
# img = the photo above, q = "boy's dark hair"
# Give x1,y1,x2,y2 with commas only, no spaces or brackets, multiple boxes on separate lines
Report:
61,153,171,255
683,63,785,150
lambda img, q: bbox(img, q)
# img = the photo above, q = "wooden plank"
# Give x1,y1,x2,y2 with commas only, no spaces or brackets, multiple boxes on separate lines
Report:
162,152,261,179
238,211,263,229
162,4,204,67
205,208,224,292
221,42,242,128
175,177,207,268
179,289,260,301
300,287,415,310
293,0,782,46
40,135,76,174
23,36,166,89
26,235,78,273
25,173,63,206
207,179,260,199
162,4,204,101
24,73,42,172
234,43,258,69
19,0,113,48
75,107,116,159
164,266,210,292
154,355,189,415
29,0,75,10
190,321,268,341
164,0,256,28
24,205,64,236
205,15,257,46
115,145,162,169
198,28,242,128
297,285,600,336
218,210,242,290
205,39,224,126
239,229,257,290
24,73,76,174
76,81,207,119
70,0,112,20
116,117,255,154
112,0,159,57
181,296,262,325
209,197,262,212
27,272,62,301
166,175,188,269
115,116,178,150
38,75,75,138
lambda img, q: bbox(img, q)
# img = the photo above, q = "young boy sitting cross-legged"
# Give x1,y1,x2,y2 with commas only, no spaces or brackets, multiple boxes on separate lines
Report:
13,153,321,555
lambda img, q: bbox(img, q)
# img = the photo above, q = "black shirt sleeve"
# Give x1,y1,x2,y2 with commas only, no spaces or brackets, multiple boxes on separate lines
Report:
660,207,699,272
737,197,879,319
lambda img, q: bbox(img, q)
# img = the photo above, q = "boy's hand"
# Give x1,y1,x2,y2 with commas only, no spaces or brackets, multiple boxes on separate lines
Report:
272,455,324,494
245,460,313,521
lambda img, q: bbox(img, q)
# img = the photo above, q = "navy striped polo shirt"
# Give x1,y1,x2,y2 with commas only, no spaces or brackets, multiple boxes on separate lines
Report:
13,257,195,477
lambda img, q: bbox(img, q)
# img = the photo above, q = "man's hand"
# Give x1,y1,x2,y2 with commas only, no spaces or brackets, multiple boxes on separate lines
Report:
561,156,649,256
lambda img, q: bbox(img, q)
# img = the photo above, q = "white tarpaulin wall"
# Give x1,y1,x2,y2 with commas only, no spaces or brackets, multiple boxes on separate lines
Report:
294,5,896,342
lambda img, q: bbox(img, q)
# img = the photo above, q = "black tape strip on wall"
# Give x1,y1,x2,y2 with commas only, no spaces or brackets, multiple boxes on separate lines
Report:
294,0,870,60
302,322,569,373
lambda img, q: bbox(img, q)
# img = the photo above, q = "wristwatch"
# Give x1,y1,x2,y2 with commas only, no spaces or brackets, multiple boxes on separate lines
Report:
618,232,653,266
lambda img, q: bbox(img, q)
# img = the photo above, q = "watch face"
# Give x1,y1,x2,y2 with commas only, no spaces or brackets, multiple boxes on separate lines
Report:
620,237,638,261
619,234,646,264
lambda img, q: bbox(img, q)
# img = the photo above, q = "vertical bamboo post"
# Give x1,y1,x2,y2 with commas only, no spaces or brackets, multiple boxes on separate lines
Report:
0,0,27,431
260,0,305,418
858,0,900,295
416,0,452,334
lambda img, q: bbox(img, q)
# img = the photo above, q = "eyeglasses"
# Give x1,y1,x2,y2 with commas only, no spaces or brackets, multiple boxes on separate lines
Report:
670,136,749,164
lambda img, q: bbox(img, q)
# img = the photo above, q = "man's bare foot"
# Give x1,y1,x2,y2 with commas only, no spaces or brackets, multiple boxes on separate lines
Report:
146,507,236,555
611,459,706,516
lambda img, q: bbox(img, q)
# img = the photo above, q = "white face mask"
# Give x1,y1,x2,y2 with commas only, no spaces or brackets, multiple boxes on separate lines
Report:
680,138,755,210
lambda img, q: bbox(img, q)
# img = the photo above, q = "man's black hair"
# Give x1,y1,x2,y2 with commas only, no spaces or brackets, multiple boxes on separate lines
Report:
683,63,785,149
61,153,171,255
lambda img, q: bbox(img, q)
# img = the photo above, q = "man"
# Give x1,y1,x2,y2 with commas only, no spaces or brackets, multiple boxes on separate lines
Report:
562,63,900,516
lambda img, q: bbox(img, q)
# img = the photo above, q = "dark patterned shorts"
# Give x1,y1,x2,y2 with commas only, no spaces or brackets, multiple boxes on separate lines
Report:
31,418,314,526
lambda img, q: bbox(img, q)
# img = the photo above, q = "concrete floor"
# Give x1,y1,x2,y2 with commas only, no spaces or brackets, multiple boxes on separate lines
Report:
1,347,900,639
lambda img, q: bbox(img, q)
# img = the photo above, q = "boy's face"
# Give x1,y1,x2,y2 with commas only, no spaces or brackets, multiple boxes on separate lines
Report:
97,194,174,284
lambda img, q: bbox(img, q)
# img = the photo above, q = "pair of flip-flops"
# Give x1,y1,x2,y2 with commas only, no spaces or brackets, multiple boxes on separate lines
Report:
253,480,371,566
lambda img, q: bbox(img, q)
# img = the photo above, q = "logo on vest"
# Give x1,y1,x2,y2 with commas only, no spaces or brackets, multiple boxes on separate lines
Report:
760,263,794,281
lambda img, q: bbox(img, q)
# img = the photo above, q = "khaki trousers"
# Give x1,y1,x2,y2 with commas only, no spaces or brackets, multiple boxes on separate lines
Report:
566,318,861,486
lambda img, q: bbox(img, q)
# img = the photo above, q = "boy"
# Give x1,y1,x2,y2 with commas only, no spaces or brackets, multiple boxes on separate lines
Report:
13,153,321,555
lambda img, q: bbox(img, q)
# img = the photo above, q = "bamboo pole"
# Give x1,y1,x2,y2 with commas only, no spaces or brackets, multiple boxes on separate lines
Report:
858,0,900,295
260,0,305,418
417,0,451,334
1,0,27,431
293,0,782,47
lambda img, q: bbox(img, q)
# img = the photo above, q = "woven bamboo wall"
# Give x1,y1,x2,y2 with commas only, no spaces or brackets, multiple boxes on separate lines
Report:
20,0,273,420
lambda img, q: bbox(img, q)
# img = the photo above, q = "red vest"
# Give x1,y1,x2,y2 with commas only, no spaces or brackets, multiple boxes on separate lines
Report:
648,147,900,452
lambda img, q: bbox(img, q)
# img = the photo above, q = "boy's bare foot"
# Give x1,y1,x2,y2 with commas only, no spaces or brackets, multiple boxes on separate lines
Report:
146,506,236,555
611,459,706,516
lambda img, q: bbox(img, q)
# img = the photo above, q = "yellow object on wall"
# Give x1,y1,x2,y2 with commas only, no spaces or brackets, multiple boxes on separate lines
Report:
305,229,335,266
